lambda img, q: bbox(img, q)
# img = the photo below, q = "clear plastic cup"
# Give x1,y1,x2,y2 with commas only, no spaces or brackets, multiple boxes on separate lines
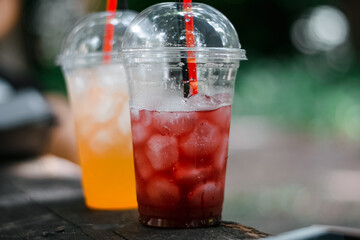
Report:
122,3,246,227
57,10,138,210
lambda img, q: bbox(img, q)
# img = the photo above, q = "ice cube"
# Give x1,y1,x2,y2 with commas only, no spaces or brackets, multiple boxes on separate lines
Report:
214,93,231,103
186,94,222,111
140,110,152,127
71,68,96,94
212,134,229,172
130,108,140,121
156,94,188,112
188,182,223,207
146,176,180,207
76,118,95,138
131,108,152,126
180,120,221,158
93,93,119,123
118,104,131,135
134,148,153,180
131,122,150,145
205,105,232,131
95,64,127,87
145,134,179,171
73,86,101,119
152,111,196,136
89,129,114,154
73,75,87,94
130,109,153,145
173,167,208,187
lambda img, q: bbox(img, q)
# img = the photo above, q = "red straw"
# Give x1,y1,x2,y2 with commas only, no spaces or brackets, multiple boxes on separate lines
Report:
182,0,198,96
103,0,118,62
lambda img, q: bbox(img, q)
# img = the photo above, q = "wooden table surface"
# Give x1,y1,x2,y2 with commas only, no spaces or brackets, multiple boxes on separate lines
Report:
0,158,269,240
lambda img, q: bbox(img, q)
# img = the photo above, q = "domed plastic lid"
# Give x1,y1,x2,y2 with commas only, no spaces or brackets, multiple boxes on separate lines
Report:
57,10,137,66
122,3,246,60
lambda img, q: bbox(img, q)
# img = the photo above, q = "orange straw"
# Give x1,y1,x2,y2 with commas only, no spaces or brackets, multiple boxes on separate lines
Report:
103,0,118,62
182,0,198,96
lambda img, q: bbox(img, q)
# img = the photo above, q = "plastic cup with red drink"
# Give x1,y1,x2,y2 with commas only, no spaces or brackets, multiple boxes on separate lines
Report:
122,2,246,228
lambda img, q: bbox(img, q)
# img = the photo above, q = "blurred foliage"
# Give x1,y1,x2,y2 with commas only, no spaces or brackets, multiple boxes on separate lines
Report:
223,184,360,233
232,55,360,140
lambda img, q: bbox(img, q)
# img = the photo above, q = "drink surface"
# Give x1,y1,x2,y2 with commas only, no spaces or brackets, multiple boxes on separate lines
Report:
67,66,137,210
130,103,231,227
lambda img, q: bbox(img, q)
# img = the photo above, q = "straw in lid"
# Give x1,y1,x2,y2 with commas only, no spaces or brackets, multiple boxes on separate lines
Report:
122,2,247,60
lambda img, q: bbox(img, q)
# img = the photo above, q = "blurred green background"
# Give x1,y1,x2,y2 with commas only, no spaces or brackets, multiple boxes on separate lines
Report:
24,0,360,141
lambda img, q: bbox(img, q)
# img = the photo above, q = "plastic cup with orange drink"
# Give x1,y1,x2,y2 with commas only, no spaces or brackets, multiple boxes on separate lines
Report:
57,10,138,209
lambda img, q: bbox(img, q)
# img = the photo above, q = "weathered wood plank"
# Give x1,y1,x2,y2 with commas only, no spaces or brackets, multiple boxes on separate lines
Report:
114,220,269,240
0,168,269,240
46,199,269,240
0,174,93,240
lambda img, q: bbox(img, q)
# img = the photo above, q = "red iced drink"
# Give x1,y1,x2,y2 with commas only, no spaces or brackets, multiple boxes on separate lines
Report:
123,0,246,228
130,103,231,228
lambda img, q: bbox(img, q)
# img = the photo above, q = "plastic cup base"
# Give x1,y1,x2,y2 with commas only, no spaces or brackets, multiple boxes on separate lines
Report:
139,215,221,228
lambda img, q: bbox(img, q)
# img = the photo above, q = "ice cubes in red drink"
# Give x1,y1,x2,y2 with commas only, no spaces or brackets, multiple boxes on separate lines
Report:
173,166,209,188
133,148,153,181
130,102,232,228
188,182,223,207
212,133,229,172
152,111,196,136
131,122,150,145
145,134,179,171
180,120,221,158
145,176,181,208
130,109,152,144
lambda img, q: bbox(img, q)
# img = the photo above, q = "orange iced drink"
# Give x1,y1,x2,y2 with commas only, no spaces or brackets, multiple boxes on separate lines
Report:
58,10,139,210
67,66,137,210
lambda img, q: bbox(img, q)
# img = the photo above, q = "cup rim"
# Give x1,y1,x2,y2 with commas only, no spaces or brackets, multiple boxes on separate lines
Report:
56,52,124,66
122,47,247,60
57,47,247,66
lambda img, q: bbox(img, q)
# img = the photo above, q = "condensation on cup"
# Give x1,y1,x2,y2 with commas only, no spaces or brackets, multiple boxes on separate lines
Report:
122,2,247,228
